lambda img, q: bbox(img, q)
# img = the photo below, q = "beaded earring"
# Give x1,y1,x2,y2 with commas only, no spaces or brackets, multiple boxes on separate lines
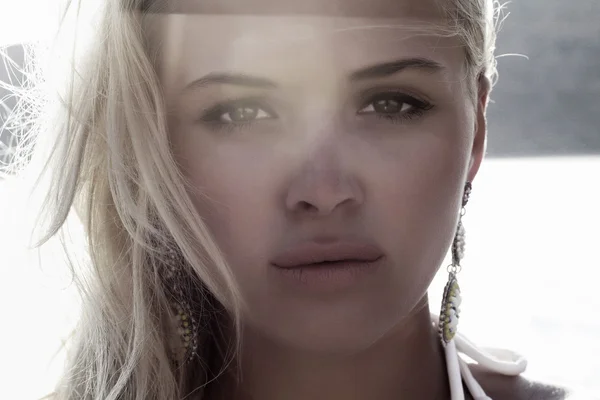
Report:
438,181,471,346
161,244,200,367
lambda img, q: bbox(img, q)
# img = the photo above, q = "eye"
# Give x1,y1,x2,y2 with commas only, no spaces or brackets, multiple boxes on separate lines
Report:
359,98,413,114
201,100,276,125
357,92,433,122
220,105,272,123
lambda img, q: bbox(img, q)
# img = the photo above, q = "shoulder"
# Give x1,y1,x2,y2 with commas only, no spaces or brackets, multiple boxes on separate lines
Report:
468,364,584,400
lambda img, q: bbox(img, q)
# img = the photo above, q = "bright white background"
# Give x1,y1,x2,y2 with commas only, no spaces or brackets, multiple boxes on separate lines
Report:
0,1,63,47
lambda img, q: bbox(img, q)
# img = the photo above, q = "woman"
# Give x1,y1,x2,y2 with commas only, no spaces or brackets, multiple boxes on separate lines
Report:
20,0,572,399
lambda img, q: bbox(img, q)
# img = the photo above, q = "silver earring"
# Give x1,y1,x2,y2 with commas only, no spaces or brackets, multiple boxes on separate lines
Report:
438,182,471,345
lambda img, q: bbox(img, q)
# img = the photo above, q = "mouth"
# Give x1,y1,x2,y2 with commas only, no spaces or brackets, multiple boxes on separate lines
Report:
281,258,383,270
270,240,384,290
270,241,384,269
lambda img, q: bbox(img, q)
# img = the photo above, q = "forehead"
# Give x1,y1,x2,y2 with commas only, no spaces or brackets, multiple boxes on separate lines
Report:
145,0,465,95
155,0,447,18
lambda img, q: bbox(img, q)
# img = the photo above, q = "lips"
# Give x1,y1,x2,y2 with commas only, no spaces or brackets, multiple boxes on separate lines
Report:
271,241,384,269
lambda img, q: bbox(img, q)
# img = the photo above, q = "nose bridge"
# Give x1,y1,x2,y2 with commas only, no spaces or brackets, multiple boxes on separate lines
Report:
285,135,363,216
305,139,344,190
277,36,361,216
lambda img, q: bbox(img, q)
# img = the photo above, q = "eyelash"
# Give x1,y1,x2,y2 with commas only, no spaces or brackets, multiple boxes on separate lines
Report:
198,92,434,132
199,98,275,133
357,91,434,124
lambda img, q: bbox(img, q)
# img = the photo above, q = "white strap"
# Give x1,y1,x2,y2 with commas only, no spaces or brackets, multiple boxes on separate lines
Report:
445,340,466,400
454,332,528,376
459,357,492,400
432,314,528,400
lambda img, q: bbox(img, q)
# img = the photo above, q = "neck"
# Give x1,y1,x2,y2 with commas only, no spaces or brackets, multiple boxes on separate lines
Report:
213,299,450,400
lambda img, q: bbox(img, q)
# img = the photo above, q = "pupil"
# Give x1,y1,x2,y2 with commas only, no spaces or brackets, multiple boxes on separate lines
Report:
374,99,401,114
231,107,258,122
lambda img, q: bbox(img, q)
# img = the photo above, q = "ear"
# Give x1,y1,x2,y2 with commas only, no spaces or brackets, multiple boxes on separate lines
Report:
466,74,491,183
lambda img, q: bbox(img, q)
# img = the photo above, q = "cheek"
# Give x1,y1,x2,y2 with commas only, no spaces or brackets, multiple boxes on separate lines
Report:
366,110,472,278
172,131,280,271
378,124,469,219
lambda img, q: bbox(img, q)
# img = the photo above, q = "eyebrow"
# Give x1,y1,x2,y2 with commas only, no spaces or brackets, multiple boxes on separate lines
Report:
183,72,278,92
182,57,444,92
349,57,444,81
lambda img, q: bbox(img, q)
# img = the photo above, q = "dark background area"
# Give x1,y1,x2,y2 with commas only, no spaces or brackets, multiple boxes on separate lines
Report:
1,1,599,162
487,0,600,157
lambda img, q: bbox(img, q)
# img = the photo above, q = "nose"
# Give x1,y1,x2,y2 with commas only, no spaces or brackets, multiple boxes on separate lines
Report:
284,145,364,217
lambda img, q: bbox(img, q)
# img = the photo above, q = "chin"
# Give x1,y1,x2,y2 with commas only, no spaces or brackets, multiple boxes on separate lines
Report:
244,298,399,355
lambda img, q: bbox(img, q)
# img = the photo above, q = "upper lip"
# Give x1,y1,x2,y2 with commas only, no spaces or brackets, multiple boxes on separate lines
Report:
270,240,384,268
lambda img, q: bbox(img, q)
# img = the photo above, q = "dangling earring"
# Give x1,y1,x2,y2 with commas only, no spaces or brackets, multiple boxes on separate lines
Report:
161,243,199,367
438,181,471,346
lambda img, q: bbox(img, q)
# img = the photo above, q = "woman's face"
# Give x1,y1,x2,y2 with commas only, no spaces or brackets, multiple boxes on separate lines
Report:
155,0,487,352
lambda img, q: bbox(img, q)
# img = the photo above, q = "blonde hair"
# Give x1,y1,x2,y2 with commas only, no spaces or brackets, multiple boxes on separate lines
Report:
6,0,505,399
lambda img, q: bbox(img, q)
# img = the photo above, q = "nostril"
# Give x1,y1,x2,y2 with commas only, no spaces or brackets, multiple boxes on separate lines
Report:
298,201,318,213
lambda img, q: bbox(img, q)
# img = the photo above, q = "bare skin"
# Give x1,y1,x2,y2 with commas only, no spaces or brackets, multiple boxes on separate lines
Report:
148,1,569,398
470,366,571,400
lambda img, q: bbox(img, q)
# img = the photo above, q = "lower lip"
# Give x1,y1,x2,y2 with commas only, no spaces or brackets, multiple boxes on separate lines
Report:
272,258,383,291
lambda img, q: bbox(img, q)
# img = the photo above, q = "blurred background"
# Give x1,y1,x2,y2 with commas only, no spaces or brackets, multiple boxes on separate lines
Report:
1,0,599,399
